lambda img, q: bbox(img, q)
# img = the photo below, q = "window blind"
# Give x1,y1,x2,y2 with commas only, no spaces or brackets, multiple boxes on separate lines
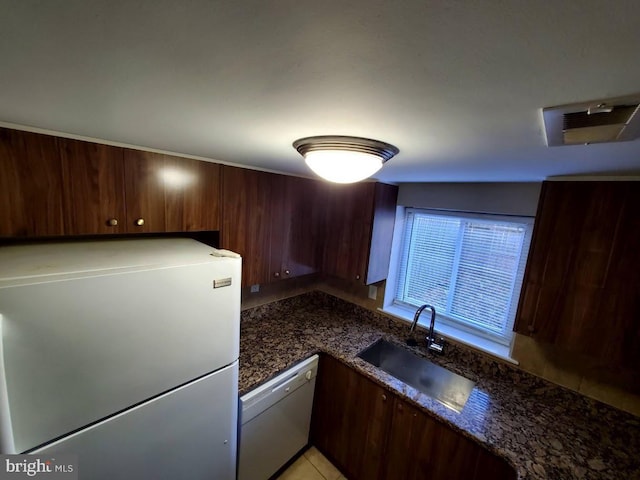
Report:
395,209,533,345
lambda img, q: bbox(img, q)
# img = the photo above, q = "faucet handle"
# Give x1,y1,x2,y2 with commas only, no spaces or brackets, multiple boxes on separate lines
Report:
427,336,445,354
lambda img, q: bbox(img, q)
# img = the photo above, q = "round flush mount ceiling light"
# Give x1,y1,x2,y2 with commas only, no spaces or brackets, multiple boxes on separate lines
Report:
292,135,399,183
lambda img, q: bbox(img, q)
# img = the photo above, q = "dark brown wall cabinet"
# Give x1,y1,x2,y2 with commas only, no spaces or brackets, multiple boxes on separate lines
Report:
2,127,399,289
322,182,398,285
269,174,324,281
60,138,127,235
0,128,66,237
0,127,221,237
123,150,221,233
221,166,322,287
221,168,398,288
221,166,273,286
311,355,515,480
514,181,640,368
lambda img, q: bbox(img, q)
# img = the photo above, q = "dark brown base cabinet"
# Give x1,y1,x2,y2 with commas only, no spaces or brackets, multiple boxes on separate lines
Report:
311,355,516,480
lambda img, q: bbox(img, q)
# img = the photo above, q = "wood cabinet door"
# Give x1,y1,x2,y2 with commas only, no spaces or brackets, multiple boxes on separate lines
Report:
515,181,610,342
267,174,288,281
311,355,391,480
384,399,478,480
59,138,126,235
221,166,272,286
514,181,640,367
123,149,167,233
366,182,398,284
269,175,323,280
285,176,324,278
322,183,375,283
599,186,640,367
0,128,65,237
383,398,515,480
163,155,221,232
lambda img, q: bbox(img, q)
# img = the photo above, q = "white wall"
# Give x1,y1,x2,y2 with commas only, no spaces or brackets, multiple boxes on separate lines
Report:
397,182,542,217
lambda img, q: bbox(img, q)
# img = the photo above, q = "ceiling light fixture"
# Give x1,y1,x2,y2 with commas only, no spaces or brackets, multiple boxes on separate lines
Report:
292,135,399,183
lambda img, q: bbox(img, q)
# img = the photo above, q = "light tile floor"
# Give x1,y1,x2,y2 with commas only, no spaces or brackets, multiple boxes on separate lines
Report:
276,447,347,480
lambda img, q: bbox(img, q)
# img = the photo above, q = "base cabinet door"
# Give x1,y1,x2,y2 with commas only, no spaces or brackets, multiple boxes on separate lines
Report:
383,399,515,480
311,354,516,480
310,355,390,480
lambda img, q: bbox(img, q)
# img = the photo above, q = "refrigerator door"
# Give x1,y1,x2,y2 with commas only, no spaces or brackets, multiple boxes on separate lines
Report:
0,255,240,453
33,362,239,480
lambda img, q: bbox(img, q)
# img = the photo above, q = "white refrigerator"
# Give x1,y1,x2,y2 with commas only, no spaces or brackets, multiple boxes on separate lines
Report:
0,238,241,479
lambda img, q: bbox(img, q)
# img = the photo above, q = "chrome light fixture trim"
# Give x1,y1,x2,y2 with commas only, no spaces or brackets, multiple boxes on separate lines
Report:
292,135,399,183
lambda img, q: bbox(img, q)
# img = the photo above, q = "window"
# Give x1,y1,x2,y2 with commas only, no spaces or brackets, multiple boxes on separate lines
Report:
394,209,533,346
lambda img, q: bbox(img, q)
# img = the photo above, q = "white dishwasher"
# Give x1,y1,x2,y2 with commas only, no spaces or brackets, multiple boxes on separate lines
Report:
238,355,319,480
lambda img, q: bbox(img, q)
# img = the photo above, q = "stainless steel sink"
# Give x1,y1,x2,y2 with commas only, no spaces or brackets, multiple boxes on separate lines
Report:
357,339,475,413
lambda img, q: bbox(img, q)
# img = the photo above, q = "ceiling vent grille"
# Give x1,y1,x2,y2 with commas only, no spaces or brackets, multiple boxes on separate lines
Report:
543,95,640,146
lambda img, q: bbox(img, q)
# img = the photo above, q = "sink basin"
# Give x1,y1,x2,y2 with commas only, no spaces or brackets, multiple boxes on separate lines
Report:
357,339,475,413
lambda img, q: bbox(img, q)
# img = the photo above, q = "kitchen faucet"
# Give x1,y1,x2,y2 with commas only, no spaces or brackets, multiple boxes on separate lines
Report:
408,304,444,354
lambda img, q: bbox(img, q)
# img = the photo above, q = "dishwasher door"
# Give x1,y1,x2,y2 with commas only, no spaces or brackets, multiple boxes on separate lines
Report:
238,355,319,480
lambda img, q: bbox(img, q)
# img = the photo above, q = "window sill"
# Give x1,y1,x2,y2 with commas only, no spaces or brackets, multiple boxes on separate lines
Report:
379,304,519,365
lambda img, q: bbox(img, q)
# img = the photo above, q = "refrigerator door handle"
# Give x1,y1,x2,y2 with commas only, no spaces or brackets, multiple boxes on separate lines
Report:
0,314,16,454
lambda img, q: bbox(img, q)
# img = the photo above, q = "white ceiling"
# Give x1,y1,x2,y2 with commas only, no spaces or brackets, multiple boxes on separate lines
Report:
1,1,640,182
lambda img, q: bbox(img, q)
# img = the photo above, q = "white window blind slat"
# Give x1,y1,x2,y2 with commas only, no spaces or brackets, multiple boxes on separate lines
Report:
394,209,533,345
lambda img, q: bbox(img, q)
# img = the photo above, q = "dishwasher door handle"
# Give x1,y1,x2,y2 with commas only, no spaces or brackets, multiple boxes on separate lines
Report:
271,369,315,394
271,372,300,393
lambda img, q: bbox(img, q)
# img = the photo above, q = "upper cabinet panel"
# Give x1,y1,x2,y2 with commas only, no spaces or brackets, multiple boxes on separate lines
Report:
514,181,640,367
163,155,220,232
123,150,221,233
270,174,323,280
322,182,398,285
59,138,126,235
1,128,221,238
366,183,399,285
322,182,375,283
123,149,167,233
0,128,65,237
221,168,324,287
221,166,273,286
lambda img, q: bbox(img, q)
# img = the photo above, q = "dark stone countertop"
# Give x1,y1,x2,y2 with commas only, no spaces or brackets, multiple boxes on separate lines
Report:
239,291,640,480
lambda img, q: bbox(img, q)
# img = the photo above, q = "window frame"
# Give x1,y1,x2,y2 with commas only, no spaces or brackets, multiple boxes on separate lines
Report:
390,208,534,347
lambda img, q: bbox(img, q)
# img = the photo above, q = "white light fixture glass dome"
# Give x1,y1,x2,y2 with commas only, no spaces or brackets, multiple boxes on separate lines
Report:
293,136,399,183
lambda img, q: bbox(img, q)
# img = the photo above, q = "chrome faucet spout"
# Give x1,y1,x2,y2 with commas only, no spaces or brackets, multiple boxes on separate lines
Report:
408,304,444,354
409,304,428,333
